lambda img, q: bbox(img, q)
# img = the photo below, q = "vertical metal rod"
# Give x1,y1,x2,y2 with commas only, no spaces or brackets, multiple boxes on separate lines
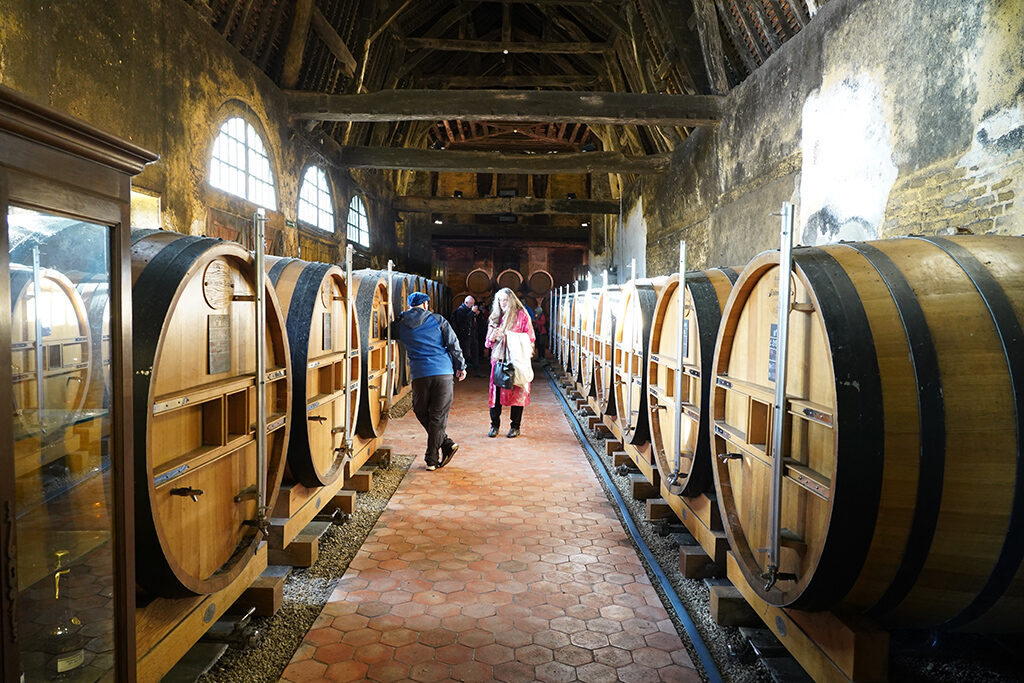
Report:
672,241,686,476
254,209,268,511
768,202,795,582
386,260,394,413
344,245,354,451
31,247,46,433
624,260,636,435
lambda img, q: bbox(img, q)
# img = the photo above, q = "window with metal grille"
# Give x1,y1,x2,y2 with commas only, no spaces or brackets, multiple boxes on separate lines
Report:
346,195,369,248
209,116,276,210
298,166,334,231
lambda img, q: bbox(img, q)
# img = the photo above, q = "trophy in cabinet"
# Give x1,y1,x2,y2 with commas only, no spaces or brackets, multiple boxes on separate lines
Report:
45,550,85,677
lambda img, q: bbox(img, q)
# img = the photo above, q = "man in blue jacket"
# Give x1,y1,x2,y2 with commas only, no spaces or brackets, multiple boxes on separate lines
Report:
393,291,467,470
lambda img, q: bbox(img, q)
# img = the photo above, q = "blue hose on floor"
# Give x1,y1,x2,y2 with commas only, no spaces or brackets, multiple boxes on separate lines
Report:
545,369,724,683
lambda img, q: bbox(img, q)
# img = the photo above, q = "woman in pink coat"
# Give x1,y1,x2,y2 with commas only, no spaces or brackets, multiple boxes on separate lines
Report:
485,287,535,438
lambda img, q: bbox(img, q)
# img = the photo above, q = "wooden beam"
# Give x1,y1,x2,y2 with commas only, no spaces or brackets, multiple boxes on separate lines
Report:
323,144,670,174
421,74,601,88
310,5,358,75
766,0,798,39
394,196,621,214
692,0,730,94
747,0,782,51
403,37,608,54
281,0,314,89
715,0,759,73
287,89,724,126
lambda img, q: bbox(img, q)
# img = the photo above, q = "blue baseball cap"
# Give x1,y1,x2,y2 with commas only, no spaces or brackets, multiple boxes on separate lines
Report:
407,291,430,307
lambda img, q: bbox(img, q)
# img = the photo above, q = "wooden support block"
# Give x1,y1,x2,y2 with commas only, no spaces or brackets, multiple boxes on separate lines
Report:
612,450,631,468
604,439,623,457
646,498,673,522
726,552,889,682
710,583,761,627
343,467,373,492
628,473,658,500
331,490,357,515
236,565,289,617
678,544,722,579
136,545,267,682
268,521,330,567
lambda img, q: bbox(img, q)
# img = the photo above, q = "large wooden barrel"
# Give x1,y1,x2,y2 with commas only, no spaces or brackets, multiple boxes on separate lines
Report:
390,272,411,398
496,268,524,292
557,290,574,372
130,229,291,597
9,265,92,442
577,289,599,396
267,257,360,488
712,236,1024,630
76,278,112,411
573,288,597,389
528,270,554,297
592,287,622,415
648,269,738,498
352,270,397,438
611,279,664,446
466,268,492,295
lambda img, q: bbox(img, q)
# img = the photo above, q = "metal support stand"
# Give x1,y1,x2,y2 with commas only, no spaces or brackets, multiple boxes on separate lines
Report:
669,241,687,492
343,245,354,455
385,260,394,414
253,209,269,533
764,202,795,591
30,247,46,434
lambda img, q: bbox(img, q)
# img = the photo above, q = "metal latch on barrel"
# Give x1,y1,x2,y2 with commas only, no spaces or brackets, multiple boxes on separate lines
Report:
154,464,190,487
154,396,190,414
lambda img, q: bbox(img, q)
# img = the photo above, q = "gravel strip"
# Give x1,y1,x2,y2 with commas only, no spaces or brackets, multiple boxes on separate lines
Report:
543,367,769,683
199,453,414,683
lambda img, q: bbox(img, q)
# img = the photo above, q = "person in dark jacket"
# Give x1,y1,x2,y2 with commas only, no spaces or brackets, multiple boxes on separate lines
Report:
451,295,478,371
393,291,467,470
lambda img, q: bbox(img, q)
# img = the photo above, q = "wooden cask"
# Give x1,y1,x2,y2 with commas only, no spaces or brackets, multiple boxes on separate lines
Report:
576,289,599,397
130,229,291,597
466,268,492,295
611,279,666,446
711,236,1024,630
352,270,397,438
496,268,524,292
592,287,623,416
648,269,738,498
9,265,92,442
557,290,574,373
266,257,360,488
390,273,411,398
528,269,554,297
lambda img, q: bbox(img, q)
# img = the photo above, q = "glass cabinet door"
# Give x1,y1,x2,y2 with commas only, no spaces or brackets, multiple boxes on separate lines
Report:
7,206,115,682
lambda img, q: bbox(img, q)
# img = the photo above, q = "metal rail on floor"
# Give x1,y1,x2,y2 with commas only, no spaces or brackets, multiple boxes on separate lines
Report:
545,368,725,683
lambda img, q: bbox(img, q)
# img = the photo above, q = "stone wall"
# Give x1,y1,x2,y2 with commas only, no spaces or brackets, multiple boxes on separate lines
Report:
634,0,1023,275
0,0,397,264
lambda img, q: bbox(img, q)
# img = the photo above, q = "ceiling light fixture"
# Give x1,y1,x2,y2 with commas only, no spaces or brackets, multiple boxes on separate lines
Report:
434,219,443,225
502,49,509,55
581,222,589,227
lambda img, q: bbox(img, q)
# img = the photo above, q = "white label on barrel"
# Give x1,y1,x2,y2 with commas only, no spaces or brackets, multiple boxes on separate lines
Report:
768,323,779,383
208,314,231,375
323,312,332,351
682,318,689,360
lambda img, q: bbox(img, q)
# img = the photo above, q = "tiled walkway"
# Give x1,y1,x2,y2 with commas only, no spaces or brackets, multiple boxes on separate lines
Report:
282,371,700,683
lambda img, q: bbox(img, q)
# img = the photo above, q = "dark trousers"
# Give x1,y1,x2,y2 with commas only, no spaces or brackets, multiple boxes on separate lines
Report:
490,404,523,429
412,374,454,465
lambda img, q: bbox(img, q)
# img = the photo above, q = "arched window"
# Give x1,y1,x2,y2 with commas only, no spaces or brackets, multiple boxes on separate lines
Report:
209,116,276,210
298,166,334,231
346,195,369,248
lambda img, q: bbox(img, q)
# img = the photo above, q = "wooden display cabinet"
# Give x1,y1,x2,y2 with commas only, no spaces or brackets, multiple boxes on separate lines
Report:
0,86,157,681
